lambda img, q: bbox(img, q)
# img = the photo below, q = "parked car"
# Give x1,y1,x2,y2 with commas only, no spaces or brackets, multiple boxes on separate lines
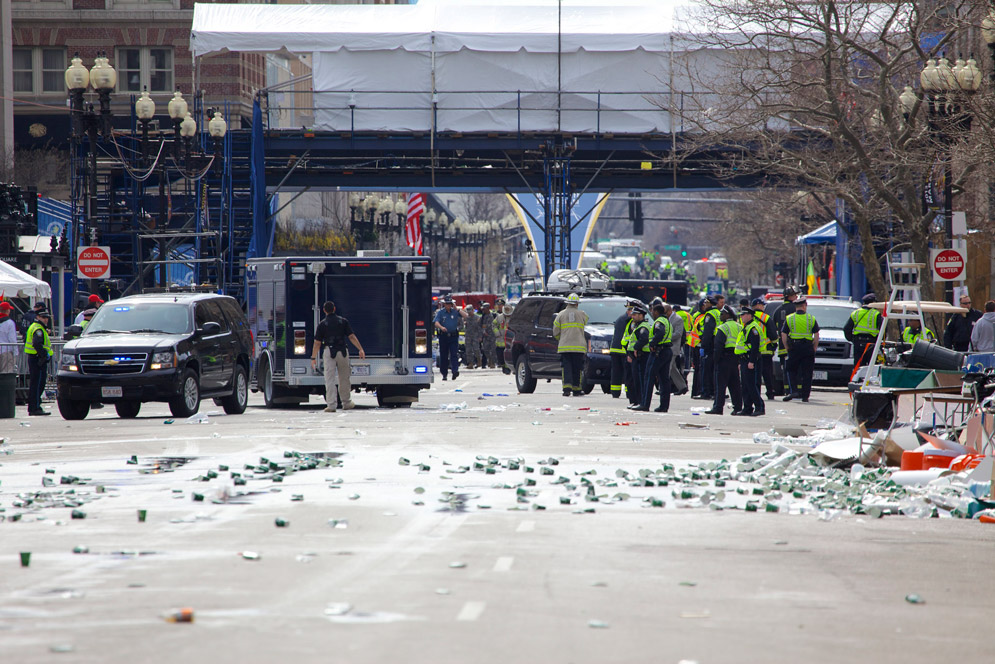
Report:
765,296,858,387
504,292,629,394
57,293,252,420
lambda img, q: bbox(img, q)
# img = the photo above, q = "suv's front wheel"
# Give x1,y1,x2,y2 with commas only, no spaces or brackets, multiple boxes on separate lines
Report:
515,355,537,394
169,369,201,417
57,392,90,420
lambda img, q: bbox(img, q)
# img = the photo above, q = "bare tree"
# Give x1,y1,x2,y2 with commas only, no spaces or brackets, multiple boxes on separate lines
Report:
675,0,990,300
451,194,513,225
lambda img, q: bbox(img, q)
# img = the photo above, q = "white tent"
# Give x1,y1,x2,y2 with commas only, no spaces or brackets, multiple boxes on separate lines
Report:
190,0,711,133
0,261,52,300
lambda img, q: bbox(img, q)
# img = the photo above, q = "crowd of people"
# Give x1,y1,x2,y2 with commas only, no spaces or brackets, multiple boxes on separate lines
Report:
432,297,514,380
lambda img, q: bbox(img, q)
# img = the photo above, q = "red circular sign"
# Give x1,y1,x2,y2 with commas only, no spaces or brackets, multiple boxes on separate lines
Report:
78,247,110,279
933,249,965,280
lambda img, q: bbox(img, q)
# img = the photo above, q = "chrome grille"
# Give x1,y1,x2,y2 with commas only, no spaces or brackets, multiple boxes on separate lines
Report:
816,341,850,359
79,352,149,375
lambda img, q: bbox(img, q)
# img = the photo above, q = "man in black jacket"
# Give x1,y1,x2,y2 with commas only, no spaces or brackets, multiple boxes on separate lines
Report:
944,293,982,352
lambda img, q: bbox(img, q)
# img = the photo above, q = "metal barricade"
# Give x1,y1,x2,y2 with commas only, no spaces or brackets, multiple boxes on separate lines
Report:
1,339,64,403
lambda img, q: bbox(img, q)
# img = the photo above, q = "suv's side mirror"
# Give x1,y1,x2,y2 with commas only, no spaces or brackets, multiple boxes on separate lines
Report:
200,321,222,336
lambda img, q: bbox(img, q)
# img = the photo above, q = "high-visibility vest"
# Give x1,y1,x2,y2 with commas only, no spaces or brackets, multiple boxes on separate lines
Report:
24,321,52,356
850,307,881,336
785,313,817,341
753,310,773,355
651,316,673,347
688,312,705,347
902,326,934,345
735,320,762,356
494,315,507,347
717,320,742,349
628,320,651,352
675,310,692,337
620,319,634,352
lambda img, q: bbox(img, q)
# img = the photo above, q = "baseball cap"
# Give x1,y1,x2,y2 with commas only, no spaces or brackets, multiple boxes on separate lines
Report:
33,302,45,310
751,297,765,307
0,302,13,312
862,293,876,305
88,294,105,304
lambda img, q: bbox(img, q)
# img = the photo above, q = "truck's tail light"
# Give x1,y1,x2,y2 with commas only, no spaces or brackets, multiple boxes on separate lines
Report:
294,330,307,355
414,328,428,354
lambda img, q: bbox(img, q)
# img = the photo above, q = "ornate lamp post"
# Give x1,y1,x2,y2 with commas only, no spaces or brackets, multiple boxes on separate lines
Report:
167,89,188,162
208,111,228,175
135,88,155,168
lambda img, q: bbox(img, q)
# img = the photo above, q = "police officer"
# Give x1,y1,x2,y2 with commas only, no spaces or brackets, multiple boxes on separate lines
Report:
636,302,673,412
24,308,53,416
311,301,366,412
781,296,820,402
697,296,721,400
553,293,590,396
64,308,96,341
19,301,45,335
902,319,935,345
609,299,639,399
674,304,693,373
751,298,777,399
844,293,881,371
626,304,651,408
736,307,765,416
479,302,498,369
772,286,799,395
667,303,688,395
688,300,706,398
704,306,743,415
433,297,466,381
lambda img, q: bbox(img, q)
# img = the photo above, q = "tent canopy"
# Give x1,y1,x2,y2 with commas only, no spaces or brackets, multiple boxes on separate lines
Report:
796,220,838,245
0,261,52,299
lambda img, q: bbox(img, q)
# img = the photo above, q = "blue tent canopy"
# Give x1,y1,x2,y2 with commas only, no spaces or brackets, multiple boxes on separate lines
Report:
795,220,837,245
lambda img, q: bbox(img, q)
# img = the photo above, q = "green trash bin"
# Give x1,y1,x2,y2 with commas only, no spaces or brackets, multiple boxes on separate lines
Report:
0,373,15,419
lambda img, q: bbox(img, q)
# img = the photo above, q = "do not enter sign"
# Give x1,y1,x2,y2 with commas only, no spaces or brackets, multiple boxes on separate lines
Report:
77,246,111,280
931,248,966,282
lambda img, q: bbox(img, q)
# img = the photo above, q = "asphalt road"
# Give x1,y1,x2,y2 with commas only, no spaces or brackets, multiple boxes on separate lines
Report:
1,370,992,664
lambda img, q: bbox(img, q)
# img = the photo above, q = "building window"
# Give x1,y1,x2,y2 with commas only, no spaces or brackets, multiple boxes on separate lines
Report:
12,48,66,94
115,47,174,93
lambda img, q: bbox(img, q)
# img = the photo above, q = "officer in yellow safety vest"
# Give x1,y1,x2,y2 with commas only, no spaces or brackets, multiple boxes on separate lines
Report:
674,304,693,374
902,319,935,345
553,293,590,397
772,286,799,395
24,308,53,416
752,298,777,400
688,300,706,398
697,296,722,401
844,293,881,371
736,308,765,416
635,302,673,412
781,297,820,402
609,299,640,400
625,304,651,408
704,306,743,415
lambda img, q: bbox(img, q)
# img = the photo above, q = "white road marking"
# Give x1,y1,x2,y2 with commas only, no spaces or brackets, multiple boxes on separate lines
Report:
457,601,486,622
567,440,579,446
516,520,535,533
493,556,514,572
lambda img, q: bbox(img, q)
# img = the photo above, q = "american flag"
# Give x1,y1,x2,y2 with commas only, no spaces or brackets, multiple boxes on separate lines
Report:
405,193,425,256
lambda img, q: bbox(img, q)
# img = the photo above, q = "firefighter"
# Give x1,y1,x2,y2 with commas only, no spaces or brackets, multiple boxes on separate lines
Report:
609,299,639,399
704,306,743,415
553,293,590,396
781,296,820,402
736,307,765,416
844,293,881,372
752,298,777,399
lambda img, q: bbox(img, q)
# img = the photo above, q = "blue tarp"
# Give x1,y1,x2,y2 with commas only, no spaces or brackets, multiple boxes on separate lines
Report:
795,220,837,245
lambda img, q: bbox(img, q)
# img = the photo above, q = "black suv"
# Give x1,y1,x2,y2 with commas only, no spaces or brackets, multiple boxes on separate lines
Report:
503,293,628,394
57,293,252,420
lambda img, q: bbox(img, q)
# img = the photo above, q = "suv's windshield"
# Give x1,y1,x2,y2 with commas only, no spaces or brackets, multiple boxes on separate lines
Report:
806,304,856,330
579,299,628,325
85,303,193,335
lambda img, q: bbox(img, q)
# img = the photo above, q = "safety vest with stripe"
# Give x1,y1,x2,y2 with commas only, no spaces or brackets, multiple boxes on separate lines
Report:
902,326,934,345
619,319,634,353
675,310,692,340
785,313,817,341
735,320,762,356
687,312,705,347
717,320,742,350
850,307,881,336
553,308,589,353
627,320,652,353
24,321,52,356
651,316,673,348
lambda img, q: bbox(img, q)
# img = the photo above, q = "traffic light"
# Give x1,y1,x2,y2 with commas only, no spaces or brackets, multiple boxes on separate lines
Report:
629,193,643,236
680,246,688,258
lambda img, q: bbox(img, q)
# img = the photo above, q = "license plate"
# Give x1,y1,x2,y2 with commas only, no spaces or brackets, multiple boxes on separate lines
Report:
813,371,828,381
351,365,371,377
101,386,123,398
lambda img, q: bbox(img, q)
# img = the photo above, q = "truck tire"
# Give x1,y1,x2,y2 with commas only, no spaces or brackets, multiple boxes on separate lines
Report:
260,358,277,409
601,382,611,394
169,369,201,418
515,355,537,394
376,385,417,408
57,392,90,420
221,365,249,415
115,401,141,419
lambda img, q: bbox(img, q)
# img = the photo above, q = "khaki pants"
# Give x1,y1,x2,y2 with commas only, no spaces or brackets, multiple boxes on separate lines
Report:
322,347,353,410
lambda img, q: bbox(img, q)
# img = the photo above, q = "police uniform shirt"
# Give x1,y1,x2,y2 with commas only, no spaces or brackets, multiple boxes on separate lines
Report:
315,314,354,354
434,308,462,334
